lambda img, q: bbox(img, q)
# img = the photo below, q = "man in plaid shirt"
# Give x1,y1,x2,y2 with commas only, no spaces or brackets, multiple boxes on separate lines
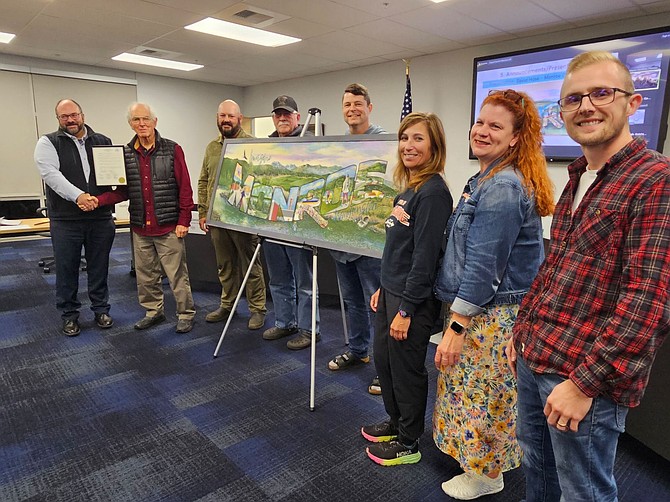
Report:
507,51,670,502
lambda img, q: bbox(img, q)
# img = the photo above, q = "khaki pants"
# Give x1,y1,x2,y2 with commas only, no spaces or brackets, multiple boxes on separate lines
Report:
210,226,266,313
133,230,195,320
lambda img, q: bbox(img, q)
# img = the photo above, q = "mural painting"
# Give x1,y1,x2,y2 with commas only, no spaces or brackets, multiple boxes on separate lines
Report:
207,136,398,258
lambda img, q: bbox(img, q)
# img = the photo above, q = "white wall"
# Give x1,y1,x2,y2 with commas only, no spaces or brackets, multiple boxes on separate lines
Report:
0,53,244,200
242,12,670,209
134,73,243,195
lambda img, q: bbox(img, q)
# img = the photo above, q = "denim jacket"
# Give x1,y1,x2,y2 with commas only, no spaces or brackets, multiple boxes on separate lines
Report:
434,161,545,317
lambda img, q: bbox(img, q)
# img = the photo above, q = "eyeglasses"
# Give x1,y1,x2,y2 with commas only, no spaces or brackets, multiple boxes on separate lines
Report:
57,112,81,121
273,110,295,118
557,87,633,112
488,89,525,108
130,116,154,124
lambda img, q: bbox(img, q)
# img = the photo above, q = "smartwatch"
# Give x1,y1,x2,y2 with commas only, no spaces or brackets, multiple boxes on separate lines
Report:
449,320,465,335
398,309,411,318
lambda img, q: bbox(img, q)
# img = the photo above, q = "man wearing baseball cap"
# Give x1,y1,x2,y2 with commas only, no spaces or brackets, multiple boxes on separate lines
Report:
262,95,320,350
269,95,309,138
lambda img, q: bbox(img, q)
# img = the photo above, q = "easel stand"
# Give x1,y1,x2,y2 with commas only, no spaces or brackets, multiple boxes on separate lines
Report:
212,237,321,411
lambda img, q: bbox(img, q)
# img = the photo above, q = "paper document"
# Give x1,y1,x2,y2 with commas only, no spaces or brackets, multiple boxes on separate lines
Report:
92,145,127,185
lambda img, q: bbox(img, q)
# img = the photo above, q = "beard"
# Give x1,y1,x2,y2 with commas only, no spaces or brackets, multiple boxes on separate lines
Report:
219,122,241,138
59,122,84,136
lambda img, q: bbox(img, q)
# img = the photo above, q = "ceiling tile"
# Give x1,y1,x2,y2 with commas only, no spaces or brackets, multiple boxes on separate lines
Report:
140,0,240,16
528,0,640,20
329,0,428,17
246,0,378,29
345,19,456,50
390,5,507,42
307,30,406,58
449,0,564,32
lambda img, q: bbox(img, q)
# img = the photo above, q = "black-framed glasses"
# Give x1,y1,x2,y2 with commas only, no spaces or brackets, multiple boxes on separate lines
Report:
488,89,525,108
557,87,633,112
57,112,81,121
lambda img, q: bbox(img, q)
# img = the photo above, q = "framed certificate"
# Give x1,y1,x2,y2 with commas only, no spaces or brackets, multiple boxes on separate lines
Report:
92,145,126,185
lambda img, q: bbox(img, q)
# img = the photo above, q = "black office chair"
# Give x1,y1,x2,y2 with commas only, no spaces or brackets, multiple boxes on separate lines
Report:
36,207,86,273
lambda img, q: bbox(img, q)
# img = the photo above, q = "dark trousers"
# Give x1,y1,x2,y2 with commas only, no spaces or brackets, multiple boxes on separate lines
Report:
373,288,440,444
50,218,116,320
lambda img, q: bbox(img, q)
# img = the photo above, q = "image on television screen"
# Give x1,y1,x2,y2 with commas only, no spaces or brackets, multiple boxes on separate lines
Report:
472,28,670,162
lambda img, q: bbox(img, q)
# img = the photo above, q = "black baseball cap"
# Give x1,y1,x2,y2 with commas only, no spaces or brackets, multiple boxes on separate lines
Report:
272,95,298,114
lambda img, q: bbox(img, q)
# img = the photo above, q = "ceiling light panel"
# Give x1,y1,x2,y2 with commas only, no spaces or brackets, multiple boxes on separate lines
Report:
112,53,203,71
0,31,16,44
185,18,301,47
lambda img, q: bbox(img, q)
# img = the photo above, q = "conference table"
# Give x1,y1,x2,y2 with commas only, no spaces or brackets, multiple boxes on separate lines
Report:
0,217,130,237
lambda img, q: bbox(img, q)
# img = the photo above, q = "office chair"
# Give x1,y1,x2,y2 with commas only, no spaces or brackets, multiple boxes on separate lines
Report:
36,207,86,274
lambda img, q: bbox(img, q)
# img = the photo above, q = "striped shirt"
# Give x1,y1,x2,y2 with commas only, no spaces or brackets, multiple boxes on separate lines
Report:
513,138,670,407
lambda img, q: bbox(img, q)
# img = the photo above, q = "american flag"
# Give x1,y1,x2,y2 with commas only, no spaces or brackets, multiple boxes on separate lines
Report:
401,70,412,121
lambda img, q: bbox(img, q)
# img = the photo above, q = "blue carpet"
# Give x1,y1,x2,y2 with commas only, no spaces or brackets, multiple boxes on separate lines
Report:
0,233,669,501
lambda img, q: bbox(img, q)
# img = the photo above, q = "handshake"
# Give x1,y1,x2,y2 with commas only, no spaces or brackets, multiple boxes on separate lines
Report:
77,193,99,212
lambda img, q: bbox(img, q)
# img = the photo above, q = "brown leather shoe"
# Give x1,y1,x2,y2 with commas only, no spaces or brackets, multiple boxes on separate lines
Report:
205,307,231,323
134,313,166,330
176,318,194,333
248,312,266,330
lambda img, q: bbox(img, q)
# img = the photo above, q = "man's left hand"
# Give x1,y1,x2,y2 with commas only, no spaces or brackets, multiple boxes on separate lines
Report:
175,224,189,238
544,379,593,432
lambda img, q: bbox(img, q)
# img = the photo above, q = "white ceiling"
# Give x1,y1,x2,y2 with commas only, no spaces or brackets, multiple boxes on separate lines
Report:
1,0,669,87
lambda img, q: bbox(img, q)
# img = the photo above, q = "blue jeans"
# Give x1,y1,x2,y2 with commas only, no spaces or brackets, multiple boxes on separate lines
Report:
334,256,380,358
264,241,319,333
516,357,628,502
50,218,116,320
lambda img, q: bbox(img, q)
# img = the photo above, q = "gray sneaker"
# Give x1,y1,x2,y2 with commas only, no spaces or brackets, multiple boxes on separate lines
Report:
287,330,321,350
262,326,298,340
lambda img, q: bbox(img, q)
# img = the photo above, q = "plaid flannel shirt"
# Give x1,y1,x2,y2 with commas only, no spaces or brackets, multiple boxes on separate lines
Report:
513,138,670,407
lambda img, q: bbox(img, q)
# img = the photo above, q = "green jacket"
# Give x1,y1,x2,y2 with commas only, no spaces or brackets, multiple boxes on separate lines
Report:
197,129,253,220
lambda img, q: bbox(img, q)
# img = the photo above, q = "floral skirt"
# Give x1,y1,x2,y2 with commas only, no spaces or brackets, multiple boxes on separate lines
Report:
433,303,522,475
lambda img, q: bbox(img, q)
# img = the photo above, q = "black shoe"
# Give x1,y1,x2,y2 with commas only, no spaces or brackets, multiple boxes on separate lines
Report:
262,326,298,340
176,318,194,333
361,421,399,442
286,330,321,350
134,313,166,330
62,319,81,337
366,439,421,466
95,313,114,329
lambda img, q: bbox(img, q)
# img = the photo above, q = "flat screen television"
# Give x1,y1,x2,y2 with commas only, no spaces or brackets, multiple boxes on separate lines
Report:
471,27,670,162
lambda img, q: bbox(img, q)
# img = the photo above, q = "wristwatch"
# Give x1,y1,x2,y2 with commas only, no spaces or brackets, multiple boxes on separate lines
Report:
398,309,411,318
449,320,465,335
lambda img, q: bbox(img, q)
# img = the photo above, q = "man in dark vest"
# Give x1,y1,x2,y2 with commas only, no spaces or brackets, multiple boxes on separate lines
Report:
197,99,267,329
34,98,116,336
95,102,196,334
